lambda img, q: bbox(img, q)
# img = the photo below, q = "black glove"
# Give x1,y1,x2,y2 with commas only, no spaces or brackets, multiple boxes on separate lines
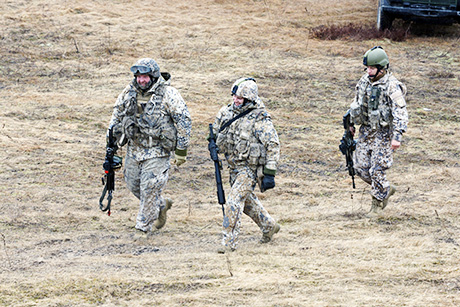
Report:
261,174,275,192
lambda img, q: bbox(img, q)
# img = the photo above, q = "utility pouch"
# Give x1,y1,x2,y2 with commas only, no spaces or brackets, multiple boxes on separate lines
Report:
369,109,380,130
235,139,250,160
216,132,229,154
158,126,177,152
248,143,261,166
368,86,381,130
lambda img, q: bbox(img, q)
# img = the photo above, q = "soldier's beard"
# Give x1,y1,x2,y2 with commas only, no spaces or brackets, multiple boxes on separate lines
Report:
138,79,153,90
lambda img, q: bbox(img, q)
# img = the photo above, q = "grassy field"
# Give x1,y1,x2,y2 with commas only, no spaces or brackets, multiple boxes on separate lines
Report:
1,0,459,306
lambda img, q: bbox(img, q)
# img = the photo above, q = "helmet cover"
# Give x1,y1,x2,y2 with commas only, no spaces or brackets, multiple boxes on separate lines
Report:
130,58,160,78
231,77,258,101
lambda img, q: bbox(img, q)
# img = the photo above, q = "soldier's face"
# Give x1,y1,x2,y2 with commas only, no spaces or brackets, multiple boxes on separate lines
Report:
366,66,379,78
233,95,244,107
136,74,151,89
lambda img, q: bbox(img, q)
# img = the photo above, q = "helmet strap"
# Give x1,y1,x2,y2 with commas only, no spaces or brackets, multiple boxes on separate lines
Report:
370,66,387,82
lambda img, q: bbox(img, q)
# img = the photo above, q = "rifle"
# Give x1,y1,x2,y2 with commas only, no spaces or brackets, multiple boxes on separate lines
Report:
339,110,357,188
99,127,122,216
208,124,226,216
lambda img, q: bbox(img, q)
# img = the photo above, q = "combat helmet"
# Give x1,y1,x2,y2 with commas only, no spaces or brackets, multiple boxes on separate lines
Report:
130,58,161,78
231,77,258,101
363,46,389,69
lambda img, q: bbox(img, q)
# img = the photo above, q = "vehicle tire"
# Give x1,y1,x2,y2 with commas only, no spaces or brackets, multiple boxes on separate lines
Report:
377,0,394,31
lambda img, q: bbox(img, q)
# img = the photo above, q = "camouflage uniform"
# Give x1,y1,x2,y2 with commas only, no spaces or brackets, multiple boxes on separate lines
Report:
350,72,408,201
109,59,191,232
212,79,280,250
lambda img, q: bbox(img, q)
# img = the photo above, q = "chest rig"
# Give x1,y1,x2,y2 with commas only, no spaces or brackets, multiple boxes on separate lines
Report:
216,108,267,167
123,84,177,151
350,81,392,130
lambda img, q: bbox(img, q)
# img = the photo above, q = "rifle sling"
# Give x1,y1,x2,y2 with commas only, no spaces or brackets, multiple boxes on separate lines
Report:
219,108,255,133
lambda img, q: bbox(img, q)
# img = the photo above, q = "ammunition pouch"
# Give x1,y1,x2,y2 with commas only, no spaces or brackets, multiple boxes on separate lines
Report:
122,119,177,152
157,125,177,152
350,101,364,125
368,86,381,130
218,131,266,167
369,109,380,130
216,130,232,155
249,143,266,166
135,125,177,151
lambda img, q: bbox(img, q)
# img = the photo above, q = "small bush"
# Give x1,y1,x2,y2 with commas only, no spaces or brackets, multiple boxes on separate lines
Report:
311,23,410,42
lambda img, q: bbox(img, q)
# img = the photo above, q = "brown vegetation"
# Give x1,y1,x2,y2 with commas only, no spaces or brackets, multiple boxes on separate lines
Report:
0,0,459,306
311,23,411,41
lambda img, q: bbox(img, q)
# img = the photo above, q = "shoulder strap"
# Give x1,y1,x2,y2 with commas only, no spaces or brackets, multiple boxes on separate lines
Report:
219,108,255,133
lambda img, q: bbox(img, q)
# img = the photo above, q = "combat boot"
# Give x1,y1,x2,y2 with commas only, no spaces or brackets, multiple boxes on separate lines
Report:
366,197,384,218
133,229,151,241
217,246,235,254
154,198,173,229
260,223,281,243
382,185,397,209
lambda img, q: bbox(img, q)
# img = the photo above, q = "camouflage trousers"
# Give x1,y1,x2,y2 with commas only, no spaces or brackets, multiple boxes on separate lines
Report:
222,166,276,250
124,155,170,232
353,125,393,201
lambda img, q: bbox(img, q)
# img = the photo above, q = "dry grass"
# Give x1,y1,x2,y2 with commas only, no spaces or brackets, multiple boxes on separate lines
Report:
1,0,460,306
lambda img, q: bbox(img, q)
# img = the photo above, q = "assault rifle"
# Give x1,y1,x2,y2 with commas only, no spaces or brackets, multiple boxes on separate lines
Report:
99,127,122,216
208,124,226,216
339,110,357,188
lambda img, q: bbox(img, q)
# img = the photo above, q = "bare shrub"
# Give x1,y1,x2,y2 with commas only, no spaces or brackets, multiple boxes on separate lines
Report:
311,23,411,41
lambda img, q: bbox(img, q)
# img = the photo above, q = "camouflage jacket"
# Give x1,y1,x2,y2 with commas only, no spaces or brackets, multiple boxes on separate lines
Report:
109,73,191,161
350,72,408,142
213,98,280,172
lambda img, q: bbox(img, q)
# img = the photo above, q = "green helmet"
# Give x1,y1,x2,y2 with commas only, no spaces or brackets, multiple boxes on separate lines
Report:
231,77,258,101
363,46,389,69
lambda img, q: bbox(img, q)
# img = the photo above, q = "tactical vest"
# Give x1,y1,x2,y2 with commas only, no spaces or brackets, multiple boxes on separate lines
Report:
350,80,394,130
216,108,267,167
122,83,177,151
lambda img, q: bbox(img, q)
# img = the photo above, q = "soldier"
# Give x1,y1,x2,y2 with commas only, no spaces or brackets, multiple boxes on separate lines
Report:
107,58,191,236
210,78,281,253
347,46,408,217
